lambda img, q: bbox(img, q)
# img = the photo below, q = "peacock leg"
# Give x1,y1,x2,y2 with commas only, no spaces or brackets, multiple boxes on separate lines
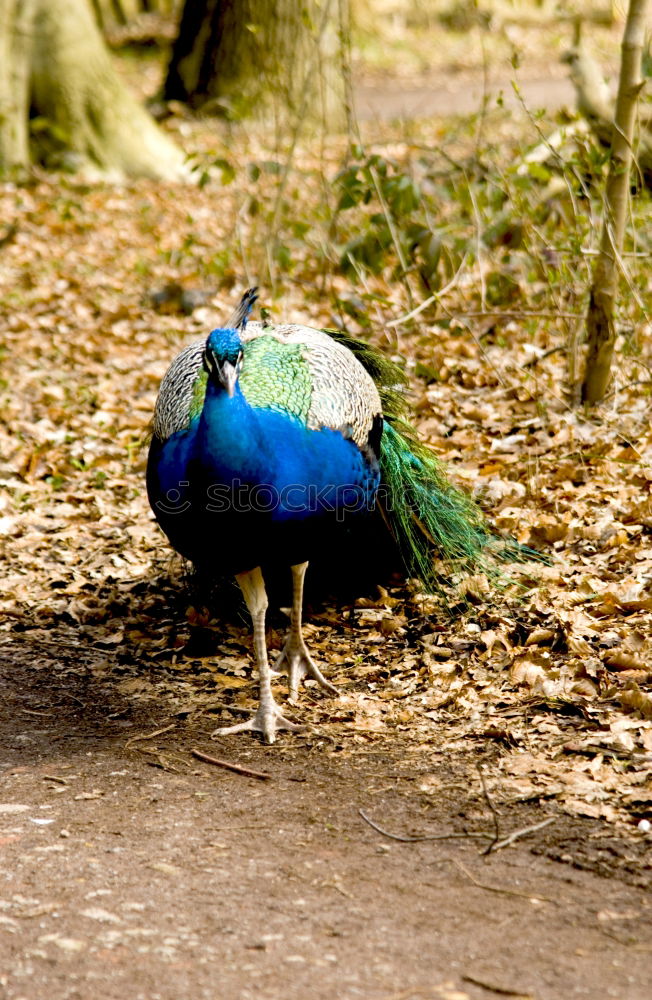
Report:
213,566,302,744
275,561,339,701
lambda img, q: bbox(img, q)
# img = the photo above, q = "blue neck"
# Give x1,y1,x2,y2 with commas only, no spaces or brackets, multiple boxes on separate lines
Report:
196,378,272,483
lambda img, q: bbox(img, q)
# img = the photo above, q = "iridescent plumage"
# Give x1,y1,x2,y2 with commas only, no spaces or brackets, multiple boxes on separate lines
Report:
147,288,493,742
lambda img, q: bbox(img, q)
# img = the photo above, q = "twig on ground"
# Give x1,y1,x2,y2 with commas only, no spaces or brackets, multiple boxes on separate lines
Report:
208,702,257,717
191,748,271,780
359,809,491,843
450,859,554,903
476,765,502,848
209,702,252,716
605,378,652,398
124,723,176,749
483,816,556,855
320,877,353,899
386,254,469,328
386,294,436,327
462,973,533,997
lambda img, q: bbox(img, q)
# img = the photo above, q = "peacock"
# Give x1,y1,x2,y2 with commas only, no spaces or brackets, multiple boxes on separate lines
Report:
147,288,493,743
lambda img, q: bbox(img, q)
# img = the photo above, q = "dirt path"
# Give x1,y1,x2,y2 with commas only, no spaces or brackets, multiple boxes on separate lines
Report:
1,654,650,1000
354,74,575,120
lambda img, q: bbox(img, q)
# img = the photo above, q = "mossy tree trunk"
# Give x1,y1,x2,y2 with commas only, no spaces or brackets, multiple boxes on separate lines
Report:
0,0,187,180
164,0,347,128
581,0,651,404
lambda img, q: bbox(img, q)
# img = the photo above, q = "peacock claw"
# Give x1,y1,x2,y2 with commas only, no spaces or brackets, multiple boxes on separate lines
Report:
274,637,339,702
212,702,303,745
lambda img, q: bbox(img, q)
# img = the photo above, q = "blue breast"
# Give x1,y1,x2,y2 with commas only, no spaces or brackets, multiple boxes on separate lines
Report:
147,380,380,575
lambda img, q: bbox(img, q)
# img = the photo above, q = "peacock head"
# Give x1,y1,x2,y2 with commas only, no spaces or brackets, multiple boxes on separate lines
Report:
204,327,244,398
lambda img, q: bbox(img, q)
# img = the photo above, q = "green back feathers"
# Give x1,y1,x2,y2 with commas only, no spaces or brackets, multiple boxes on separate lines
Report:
187,335,313,424
239,336,312,420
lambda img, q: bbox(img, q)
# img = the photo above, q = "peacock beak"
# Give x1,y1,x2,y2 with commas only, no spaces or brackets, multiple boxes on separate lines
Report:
218,360,238,397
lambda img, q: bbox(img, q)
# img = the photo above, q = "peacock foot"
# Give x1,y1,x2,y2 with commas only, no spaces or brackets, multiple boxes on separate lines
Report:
212,700,303,745
274,636,339,702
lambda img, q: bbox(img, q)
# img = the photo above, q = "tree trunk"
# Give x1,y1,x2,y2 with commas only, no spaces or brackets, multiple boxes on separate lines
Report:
164,0,347,129
0,0,33,170
581,0,651,404
0,0,187,181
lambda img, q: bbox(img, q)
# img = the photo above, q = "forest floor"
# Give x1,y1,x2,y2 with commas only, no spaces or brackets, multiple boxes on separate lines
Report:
1,9,652,1000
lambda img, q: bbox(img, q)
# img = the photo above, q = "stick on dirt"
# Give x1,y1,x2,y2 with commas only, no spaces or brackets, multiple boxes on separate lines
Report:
124,723,176,749
359,809,491,843
462,973,533,997
451,859,554,903
476,764,502,848
191,748,272,781
483,816,556,854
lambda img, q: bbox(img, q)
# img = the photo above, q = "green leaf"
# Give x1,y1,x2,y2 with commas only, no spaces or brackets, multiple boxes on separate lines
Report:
211,157,235,185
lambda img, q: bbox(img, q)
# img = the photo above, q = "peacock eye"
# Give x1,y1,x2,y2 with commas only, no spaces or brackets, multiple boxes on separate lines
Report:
203,350,215,374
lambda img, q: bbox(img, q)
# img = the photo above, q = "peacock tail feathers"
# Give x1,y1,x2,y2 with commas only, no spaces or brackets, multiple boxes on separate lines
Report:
327,328,533,586
378,419,489,585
